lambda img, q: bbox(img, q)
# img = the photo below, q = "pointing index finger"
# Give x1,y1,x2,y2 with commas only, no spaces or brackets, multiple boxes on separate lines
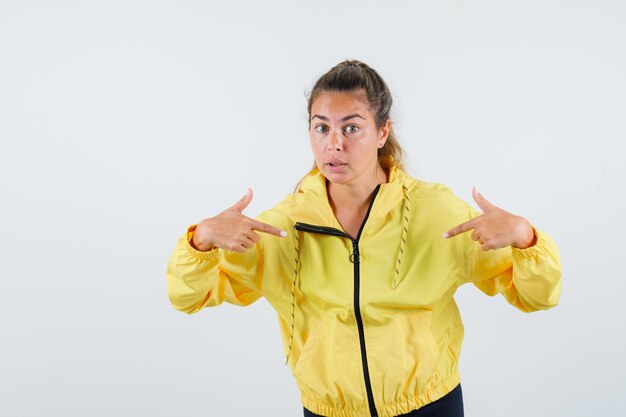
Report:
443,218,477,239
250,219,287,238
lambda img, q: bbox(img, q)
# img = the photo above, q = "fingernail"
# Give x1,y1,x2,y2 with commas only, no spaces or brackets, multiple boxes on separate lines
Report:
280,230,287,237
442,232,449,239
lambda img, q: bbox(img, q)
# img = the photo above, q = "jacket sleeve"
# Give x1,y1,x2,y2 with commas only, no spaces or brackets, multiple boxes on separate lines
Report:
165,224,264,314
462,206,562,313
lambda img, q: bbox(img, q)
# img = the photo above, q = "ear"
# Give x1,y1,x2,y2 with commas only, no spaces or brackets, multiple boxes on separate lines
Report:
378,119,391,147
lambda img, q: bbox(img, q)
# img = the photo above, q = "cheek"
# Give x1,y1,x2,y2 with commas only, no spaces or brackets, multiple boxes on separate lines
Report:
309,136,324,158
353,141,380,165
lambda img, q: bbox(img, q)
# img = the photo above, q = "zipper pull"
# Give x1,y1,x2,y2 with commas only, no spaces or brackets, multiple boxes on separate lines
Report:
350,241,359,263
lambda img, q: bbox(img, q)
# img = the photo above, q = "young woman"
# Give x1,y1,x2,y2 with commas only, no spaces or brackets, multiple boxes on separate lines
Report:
166,60,562,417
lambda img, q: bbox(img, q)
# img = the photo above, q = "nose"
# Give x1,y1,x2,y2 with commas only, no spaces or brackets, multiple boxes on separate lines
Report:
327,131,343,151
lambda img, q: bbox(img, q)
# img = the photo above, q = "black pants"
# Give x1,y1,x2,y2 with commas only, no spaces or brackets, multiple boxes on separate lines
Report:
303,383,464,417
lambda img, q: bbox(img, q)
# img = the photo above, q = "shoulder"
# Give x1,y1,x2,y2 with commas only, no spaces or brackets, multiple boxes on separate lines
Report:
404,175,470,210
253,194,303,256
401,174,476,222
256,194,297,229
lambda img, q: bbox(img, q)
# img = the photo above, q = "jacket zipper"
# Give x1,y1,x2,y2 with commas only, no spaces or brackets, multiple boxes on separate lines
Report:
294,184,381,417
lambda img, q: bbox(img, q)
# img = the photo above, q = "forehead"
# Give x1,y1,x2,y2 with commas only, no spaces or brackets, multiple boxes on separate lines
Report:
311,91,371,117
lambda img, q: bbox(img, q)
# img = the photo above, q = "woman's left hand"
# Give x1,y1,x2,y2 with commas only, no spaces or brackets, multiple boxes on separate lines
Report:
443,187,537,251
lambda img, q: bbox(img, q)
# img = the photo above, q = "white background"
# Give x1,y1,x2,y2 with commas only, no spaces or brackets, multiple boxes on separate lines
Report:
1,1,625,416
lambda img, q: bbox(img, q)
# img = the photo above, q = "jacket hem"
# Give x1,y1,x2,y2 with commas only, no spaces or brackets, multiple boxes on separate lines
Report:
300,372,461,417
301,394,367,417
380,372,461,417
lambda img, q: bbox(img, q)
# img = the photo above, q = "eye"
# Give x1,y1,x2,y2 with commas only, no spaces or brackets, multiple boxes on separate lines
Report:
345,125,359,134
314,125,328,133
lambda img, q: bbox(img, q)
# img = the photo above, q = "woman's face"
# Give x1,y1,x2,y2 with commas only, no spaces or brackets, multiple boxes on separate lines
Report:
309,90,390,187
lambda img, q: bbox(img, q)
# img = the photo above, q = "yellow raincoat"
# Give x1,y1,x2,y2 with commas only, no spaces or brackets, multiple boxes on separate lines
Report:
166,165,562,417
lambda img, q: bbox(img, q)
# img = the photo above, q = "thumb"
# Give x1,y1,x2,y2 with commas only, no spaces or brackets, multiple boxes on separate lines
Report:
231,188,253,213
472,186,495,212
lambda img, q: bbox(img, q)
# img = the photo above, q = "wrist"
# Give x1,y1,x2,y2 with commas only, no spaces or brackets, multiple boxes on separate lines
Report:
190,235,214,252
189,223,216,252
513,220,537,249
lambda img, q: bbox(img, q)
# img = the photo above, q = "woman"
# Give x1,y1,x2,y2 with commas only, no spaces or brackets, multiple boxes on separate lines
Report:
166,60,562,417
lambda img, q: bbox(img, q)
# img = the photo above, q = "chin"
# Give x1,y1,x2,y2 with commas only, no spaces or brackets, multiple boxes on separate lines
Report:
323,171,352,185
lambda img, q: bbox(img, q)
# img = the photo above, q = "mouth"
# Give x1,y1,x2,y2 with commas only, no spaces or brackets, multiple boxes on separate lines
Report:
326,159,347,166
325,161,347,172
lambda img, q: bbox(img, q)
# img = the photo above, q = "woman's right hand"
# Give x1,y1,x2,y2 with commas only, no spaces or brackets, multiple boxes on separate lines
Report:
191,188,287,253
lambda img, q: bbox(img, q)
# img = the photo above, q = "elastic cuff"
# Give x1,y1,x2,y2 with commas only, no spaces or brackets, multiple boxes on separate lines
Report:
511,226,547,260
185,224,219,261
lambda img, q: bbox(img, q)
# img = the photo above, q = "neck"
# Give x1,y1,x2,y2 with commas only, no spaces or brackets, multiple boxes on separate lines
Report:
327,165,388,212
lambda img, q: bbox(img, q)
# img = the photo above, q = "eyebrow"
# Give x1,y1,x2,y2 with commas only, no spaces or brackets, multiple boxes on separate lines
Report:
311,113,366,122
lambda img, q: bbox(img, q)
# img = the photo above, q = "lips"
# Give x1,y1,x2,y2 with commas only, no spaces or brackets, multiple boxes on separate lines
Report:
325,160,347,173
326,159,347,167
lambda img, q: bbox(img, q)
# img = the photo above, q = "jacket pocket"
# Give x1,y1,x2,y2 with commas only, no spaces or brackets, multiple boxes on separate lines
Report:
292,317,364,406
399,309,440,381
418,310,440,365
294,318,322,377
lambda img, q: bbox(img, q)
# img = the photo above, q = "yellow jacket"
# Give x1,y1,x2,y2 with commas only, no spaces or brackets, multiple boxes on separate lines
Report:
166,166,562,417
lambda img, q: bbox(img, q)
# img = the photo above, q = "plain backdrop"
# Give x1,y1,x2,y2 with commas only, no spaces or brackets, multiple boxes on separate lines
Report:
1,1,625,416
